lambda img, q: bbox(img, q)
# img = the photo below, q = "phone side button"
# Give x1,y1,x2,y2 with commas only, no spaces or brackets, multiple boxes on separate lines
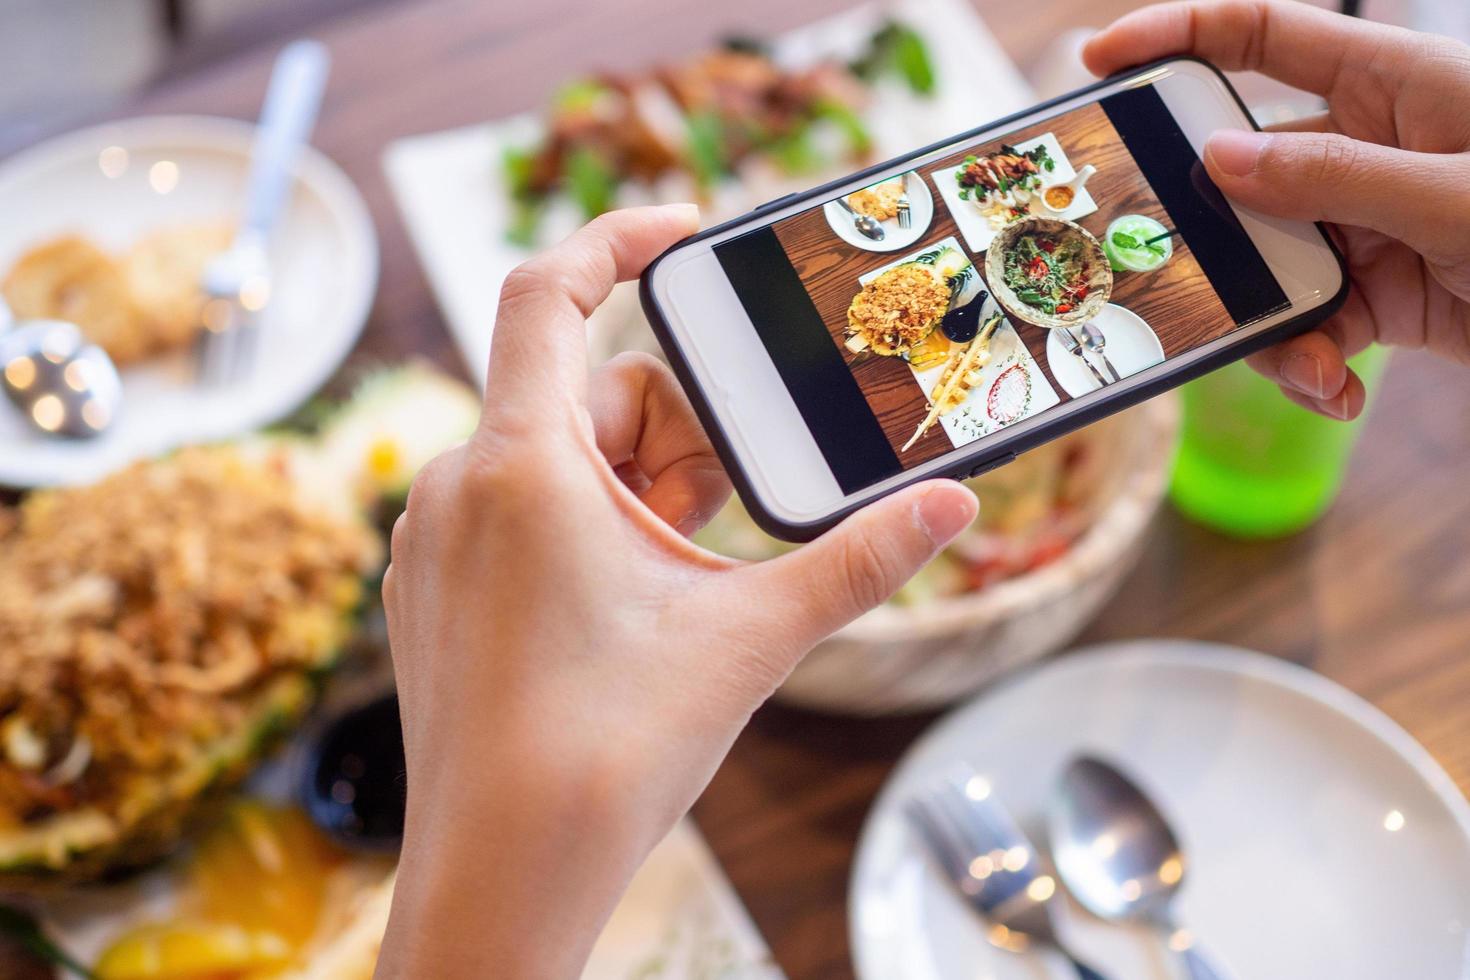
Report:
966,453,1016,479
759,192,802,212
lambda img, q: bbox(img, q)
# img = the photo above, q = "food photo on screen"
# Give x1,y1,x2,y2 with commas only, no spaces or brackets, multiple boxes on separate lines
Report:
714,83,1289,494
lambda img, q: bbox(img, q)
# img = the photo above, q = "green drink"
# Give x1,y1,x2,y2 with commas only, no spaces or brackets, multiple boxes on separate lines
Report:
1104,214,1172,273
1169,345,1390,537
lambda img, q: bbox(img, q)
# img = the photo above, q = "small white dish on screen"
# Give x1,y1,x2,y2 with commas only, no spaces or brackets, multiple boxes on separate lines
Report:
822,170,934,253
931,131,1098,255
849,640,1470,980
1044,303,1164,398
0,115,376,488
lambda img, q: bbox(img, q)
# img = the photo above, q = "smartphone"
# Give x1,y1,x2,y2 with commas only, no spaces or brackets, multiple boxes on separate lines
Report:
639,57,1348,542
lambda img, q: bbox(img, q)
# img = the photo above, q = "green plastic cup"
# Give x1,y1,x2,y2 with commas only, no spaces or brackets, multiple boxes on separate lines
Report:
1104,214,1173,273
1169,345,1391,538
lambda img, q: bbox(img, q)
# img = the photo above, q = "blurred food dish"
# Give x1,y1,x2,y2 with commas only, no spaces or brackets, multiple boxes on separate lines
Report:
697,398,1177,713
3,222,232,366
384,0,1034,383
0,115,376,488
89,801,395,980
501,22,932,246
850,641,1470,979
0,363,482,888
0,447,381,885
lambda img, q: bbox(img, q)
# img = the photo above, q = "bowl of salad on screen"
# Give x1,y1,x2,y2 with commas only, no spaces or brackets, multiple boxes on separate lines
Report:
695,398,1178,714
985,216,1112,330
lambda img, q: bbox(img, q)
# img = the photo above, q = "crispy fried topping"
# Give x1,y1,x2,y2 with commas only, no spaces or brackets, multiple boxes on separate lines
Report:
0,448,380,825
846,264,949,355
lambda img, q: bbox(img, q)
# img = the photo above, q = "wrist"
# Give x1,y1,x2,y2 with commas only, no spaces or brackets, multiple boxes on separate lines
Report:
378,721,659,977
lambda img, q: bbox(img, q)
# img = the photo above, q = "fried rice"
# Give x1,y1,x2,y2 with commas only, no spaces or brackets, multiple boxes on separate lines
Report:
845,263,949,356
0,448,380,833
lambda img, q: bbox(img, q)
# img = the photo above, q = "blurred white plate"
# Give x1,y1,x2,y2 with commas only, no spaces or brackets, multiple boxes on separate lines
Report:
1044,303,1164,398
823,170,934,253
931,131,1097,255
382,0,1033,385
0,115,377,487
850,640,1470,980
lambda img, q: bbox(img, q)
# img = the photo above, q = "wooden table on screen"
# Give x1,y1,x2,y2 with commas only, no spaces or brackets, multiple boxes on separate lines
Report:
773,102,1232,468
42,0,1470,977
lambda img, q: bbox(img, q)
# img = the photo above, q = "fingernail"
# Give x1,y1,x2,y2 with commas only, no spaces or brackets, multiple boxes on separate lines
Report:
917,485,976,546
1206,130,1269,177
1281,352,1326,397
667,202,701,227
1327,390,1352,420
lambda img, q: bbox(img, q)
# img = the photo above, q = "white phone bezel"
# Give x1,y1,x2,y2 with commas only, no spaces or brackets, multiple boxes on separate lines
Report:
647,59,1345,529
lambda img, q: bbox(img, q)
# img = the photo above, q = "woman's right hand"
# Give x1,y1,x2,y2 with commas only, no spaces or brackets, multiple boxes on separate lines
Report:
1085,0,1470,419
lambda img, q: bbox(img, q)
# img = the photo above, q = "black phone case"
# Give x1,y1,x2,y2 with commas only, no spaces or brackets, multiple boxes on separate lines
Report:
637,57,1350,542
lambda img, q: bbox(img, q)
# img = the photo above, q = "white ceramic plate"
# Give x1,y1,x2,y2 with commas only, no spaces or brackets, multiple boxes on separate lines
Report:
931,131,1098,255
1044,303,1165,398
823,170,934,253
0,115,377,487
382,0,1035,384
850,641,1470,980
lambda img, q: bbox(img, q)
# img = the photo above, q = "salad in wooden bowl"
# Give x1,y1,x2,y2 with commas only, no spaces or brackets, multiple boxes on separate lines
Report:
985,216,1112,330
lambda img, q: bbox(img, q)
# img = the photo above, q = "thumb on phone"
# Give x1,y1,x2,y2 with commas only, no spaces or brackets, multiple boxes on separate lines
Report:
1204,129,1463,261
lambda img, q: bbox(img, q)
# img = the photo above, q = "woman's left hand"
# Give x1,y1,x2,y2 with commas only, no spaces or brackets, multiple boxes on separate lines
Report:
376,204,977,978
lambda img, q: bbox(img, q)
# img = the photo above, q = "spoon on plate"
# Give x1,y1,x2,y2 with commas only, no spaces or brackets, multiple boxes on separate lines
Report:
1080,322,1120,383
0,294,122,438
836,196,885,241
1050,755,1230,980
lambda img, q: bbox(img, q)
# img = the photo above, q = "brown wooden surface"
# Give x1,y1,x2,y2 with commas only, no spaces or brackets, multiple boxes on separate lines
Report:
772,102,1231,467
14,1,1469,978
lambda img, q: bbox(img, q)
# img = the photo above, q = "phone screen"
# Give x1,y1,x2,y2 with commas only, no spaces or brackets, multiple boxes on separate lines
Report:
711,82,1290,495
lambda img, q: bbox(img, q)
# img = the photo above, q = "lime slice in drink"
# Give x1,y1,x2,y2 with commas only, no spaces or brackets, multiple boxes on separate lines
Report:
1104,214,1172,273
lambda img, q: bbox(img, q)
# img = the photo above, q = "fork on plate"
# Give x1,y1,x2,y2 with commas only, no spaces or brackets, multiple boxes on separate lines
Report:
906,767,1109,980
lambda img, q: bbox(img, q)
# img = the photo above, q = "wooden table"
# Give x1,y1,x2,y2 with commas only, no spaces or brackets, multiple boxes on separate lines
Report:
34,0,1470,976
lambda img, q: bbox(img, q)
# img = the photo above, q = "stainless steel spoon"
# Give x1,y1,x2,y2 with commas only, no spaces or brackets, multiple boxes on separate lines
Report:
1080,322,1121,383
0,295,122,438
836,196,885,240
1050,756,1230,980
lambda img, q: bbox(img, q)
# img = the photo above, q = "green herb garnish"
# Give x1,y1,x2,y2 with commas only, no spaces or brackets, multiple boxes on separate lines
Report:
1111,231,1167,257
563,147,619,220
684,111,728,188
0,906,96,979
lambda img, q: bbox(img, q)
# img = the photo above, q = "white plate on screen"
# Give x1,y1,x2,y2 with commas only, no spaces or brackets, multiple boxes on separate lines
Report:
850,641,1470,980
822,170,934,253
1044,303,1164,398
0,115,377,487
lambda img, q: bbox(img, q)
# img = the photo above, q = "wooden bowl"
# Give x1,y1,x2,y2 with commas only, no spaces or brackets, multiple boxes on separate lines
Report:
775,395,1179,715
984,216,1112,330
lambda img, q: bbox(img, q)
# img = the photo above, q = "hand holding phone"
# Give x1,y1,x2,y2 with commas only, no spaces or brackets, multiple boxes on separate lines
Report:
1085,0,1470,422
642,57,1347,541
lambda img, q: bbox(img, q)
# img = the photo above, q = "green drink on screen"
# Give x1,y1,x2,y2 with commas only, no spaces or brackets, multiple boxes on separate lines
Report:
1170,345,1390,537
1104,214,1172,272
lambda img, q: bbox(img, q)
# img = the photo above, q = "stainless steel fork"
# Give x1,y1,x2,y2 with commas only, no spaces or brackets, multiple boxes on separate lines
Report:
907,768,1109,980
197,40,330,386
